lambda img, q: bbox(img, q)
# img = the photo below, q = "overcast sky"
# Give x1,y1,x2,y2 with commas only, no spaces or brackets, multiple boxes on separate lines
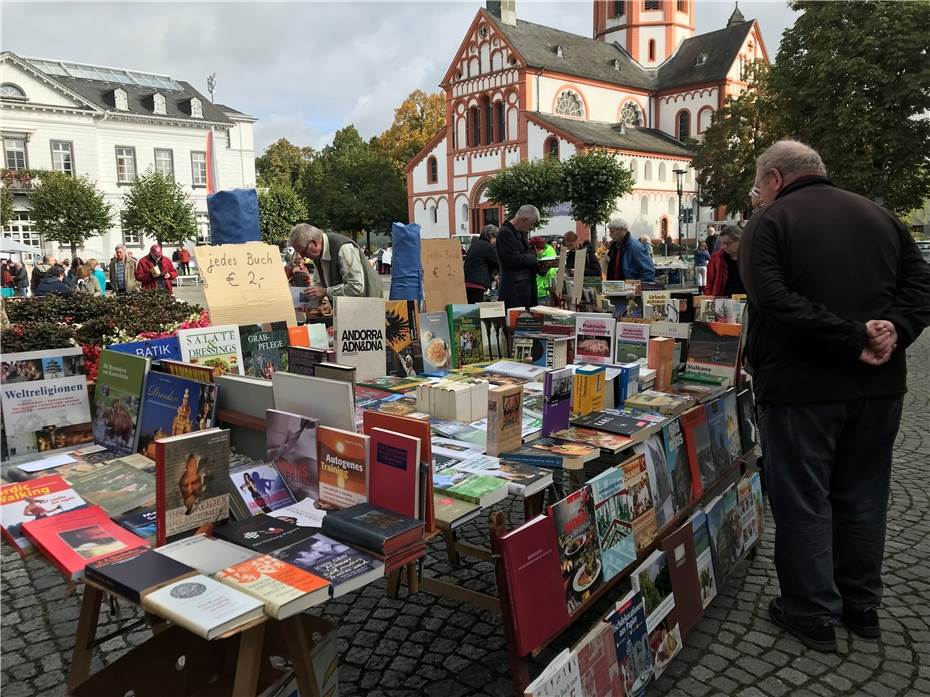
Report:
3,1,798,154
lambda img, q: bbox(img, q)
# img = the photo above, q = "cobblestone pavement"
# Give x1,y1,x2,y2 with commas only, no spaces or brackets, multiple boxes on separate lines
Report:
2,332,928,697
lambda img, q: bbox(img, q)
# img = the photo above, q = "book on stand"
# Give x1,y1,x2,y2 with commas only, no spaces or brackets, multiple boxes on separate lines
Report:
541,367,573,438
478,301,509,360
705,484,740,586
136,372,218,459
523,649,582,697
419,310,453,376
313,362,356,387
659,521,704,636
447,304,484,368
681,406,720,492
272,372,356,433
685,321,742,387
722,389,742,461
239,321,289,379
615,322,650,364
317,425,370,509
662,417,696,512
620,453,658,556
631,550,682,678
587,465,636,582
737,388,759,455
266,409,319,502
634,433,676,530
607,591,653,695
574,314,615,364
177,325,244,377
573,619,625,697
384,300,424,377
549,486,603,615
368,427,421,518
705,397,733,474
92,349,150,456
686,510,718,609
227,461,295,519
159,359,215,384
333,296,388,382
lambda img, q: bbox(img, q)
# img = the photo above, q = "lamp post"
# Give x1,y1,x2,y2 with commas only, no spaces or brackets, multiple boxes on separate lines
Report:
673,168,687,253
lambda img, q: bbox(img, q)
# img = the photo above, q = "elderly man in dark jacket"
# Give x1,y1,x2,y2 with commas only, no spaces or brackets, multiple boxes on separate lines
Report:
34,265,72,297
740,140,930,653
496,205,548,308
463,225,500,303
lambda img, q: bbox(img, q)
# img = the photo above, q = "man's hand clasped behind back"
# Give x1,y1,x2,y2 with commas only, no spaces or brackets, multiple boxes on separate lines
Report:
860,319,898,366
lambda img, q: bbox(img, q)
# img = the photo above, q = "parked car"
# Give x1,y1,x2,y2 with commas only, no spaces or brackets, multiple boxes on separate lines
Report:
916,240,930,265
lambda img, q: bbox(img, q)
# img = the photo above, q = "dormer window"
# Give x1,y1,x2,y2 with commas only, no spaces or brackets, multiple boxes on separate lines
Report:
695,53,707,67
114,88,128,111
0,83,26,99
153,93,166,115
554,45,564,58
190,97,203,119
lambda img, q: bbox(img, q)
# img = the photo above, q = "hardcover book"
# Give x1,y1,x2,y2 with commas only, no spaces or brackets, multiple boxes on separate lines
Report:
478,301,509,361
177,325,244,377
615,322,650,363
608,591,653,696
685,321,742,386
272,372,356,433
22,505,147,580
313,362,356,387
705,397,733,474
620,453,657,556
587,466,635,582
499,514,570,656
662,417,697,511
214,554,330,619
368,428,421,518
228,462,294,518
705,485,741,585
737,388,759,455
141,574,265,640
572,364,606,417
319,502,424,554
634,433,676,530
0,347,93,458
107,336,182,363
158,359,216,384
549,486,603,615
687,510,718,609
266,409,318,502
273,532,384,598
486,384,523,457
155,533,257,576
722,390,742,461
631,551,682,676
432,468,509,507
447,455,552,498
62,458,156,517
239,321,289,379
287,346,329,377
574,314,615,365
136,372,218,459
154,429,231,545
114,507,157,540
574,620,625,697
333,296,387,382
681,406,719,491
317,425,370,509
418,311,453,376
0,475,86,553
659,521,704,636
85,547,196,604
446,304,484,368
613,294,644,319
384,300,424,377
213,513,316,555
92,350,150,455
433,494,481,531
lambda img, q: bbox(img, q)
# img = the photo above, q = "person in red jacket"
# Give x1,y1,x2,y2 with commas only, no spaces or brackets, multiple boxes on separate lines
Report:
177,247,191,276
705,225,745,297
135,244,177,293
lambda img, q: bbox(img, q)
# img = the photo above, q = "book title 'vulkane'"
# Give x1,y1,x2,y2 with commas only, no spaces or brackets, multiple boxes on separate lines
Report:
340,329,383,353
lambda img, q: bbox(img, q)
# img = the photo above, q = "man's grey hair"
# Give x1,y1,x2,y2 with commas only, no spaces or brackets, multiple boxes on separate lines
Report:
288,223,324,249
756,139,827,182
114,244,126,252
479,225,498,239
607,218,630,231
719,224,742,241
515,204,540,222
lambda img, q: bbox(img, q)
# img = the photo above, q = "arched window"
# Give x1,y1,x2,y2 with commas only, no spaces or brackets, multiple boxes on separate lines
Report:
630,160,638,180
644,161,652,180
668,196,676,214
427,156,438,184
481,95,493,145
640,196,649,216
648,40,656,62
468,106,480,146
677,110,691,140
554,90,584,118
0,83,26,98
544,136,559,160
698,107,714,133
494,101,505,143
658,163,667,181
189,97,202,119
430,205,438,224
620,101,643,127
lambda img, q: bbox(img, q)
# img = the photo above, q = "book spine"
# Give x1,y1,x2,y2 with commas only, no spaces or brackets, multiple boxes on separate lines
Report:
84,567,140,604
499,452,562,469
155,441,166,546
321,518,386,552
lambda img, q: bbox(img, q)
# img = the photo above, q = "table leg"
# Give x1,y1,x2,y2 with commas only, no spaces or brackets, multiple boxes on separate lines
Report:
386,568,402,597
67,584,103,690
281,616,321,697
441,527,460,567
406,561,420,594
231,622,266,697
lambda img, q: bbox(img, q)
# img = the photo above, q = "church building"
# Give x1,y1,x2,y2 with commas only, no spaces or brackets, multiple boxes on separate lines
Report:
406,0,767,242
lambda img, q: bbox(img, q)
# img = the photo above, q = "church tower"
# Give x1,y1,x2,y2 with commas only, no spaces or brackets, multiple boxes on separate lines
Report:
593,0,695,68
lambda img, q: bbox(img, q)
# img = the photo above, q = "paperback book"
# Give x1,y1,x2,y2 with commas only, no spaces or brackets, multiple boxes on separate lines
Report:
447,304,484,368
623,389,694,416
136,372,218,459
478,301,509,361
0,475,86,553
736,475,761,553
419,311,453,376
333,296,387,382
571,409,661,438
615,322,650,364
574,314,615,365
107,336,182,363
433,494,482,531
272,372,356,434
524,649,582,697
92,349,150,455
688,510,718,609
485,384,523,456
549,486,603,615
317,425,370,509
214,554,330,619
228,462,294,518
266,409,319,502
500,437,599,470
549,426,632,454
608,591,653,695
574,620,625,697
620,453,657,556
634,432,676,530
447,455,552,497
177,325,244,377
155,533,257,576
572,364,606,417
270,498,327,528
642,291,672,321
239,321,289,379
384,300,424,377
587,466,635,582
273,532,384,598
737,389,758,455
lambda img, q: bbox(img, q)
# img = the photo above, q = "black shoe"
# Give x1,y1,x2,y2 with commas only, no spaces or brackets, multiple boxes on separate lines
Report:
842,606,881,639
768,598,838,652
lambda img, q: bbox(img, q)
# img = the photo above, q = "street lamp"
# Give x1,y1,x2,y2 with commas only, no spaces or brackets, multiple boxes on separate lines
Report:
673,168,687,252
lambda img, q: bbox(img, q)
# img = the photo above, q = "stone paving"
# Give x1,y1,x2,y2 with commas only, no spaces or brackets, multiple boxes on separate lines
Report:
2,331,928,697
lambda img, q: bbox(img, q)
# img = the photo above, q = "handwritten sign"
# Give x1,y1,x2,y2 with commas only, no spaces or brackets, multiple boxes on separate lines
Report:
194,242,296,327
420,238,466,312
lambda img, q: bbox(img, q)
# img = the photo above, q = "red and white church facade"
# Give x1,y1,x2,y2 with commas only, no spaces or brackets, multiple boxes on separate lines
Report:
406,0,768,241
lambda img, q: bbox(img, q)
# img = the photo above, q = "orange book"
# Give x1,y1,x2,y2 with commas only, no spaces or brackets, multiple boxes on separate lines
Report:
317,425,370,509
215,554,330,619
287,325,310,348
648,337,675,391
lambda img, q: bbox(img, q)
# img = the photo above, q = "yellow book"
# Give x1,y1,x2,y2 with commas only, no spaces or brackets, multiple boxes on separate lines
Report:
571,365,606,417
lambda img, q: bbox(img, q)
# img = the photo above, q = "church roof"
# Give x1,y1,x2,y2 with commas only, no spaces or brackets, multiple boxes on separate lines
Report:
656,21,754,91
485,12,652,90
728,3,747,26
528,112,694,157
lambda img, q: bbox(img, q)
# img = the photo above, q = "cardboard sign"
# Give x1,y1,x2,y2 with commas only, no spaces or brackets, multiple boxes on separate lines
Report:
421,238,467,312
194,242,296,327
571,248,586,304
554,248,567,300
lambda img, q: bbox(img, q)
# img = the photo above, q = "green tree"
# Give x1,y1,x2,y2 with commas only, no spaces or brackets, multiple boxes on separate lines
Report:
121,170,197,247
29,172,112,259
0,186,12,228
485,157,564,225
255,138,315,188
258,182,309,244
693,63,780,217
373,90,446,167
768,1,930,214
561,149,634,246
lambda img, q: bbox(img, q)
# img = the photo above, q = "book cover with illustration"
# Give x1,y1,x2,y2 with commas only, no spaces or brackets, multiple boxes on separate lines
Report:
706,485,741,585
333,296,387,382
542,367,573,438
214,553,330,618
587,466,635,582
736,475,761,554
1,347,93,458
177,325,244,377
620,453,657,556
0,475,86,553
705,397,733,474
228,462,294,518
384,300,424,377
635,433,676,530
613,295,644,319
478,301,509,361
136,372,217,459
154,429,231,545
273,532,384,598
266,409,318,502
608,591,653,696
682,406,719,491
688,510,718,609
662,417,696,512
615,322,650,364
737,388,758,455
158,359,215,384
61,458,155,518
749,471,765,541
549,486,603,615
574,620,625,697
632,549,683,677
239,321,289,379
575,314,615,365
486,384,523,456
722,389,742,461
446,304,484,369
92,349,150,456
418,311,453,376
642,291,672,321
317,425,370,509
107,336,182,363
685,321,742,386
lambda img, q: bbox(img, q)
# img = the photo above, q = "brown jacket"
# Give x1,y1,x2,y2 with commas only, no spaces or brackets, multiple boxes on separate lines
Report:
109,256,139,292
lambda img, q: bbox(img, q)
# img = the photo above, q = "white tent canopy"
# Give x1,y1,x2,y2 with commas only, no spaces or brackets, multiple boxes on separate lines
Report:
0,237,41,256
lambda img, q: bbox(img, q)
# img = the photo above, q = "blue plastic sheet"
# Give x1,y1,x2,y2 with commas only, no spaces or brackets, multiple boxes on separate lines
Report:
388,222,424,302
207,189,260,245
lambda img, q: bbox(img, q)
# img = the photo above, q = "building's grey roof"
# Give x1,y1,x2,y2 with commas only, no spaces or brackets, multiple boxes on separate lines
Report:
656,21,753,91
214,103,251,117
529,112,694,157
486,12,653,90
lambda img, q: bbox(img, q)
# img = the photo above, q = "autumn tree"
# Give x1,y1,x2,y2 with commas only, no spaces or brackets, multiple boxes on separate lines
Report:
258,182,309,244
29,172,112,258
121,170,197,247
561,149,634,246
485,158,564,224
373,90,446,167
255,138,315,188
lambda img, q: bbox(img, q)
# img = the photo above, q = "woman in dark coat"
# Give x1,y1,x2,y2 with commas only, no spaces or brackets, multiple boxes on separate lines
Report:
463,225,500,303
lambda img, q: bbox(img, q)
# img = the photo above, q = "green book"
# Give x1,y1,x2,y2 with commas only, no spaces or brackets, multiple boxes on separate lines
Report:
437,473,509,507
446,304,484,369
61,459,156,517
677,371,729,386
92,349,151,456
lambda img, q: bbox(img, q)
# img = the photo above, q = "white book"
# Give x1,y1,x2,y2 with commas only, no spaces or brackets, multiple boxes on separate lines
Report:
333,296,387,382
575,313,616,365
485,360,547,381
269,498,327,528
523,648,581,697
177,325,245,376
156,534,257,576
271,372,356,433
142,574,265,640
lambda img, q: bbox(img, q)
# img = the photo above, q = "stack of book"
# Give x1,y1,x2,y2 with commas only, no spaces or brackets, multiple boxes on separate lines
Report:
415,378,489,422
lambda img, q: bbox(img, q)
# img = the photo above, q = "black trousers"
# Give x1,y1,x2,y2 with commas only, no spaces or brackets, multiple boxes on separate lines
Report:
466,286,486,303
758,396,903,627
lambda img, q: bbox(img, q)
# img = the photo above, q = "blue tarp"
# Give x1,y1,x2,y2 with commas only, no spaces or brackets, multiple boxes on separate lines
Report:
388,222,423,302
207,189,260,245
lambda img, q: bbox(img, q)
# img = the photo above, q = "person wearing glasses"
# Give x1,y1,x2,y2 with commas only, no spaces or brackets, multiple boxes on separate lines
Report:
740,139,930,653
704,225,744,297
286,223,383,299
497,205,547,308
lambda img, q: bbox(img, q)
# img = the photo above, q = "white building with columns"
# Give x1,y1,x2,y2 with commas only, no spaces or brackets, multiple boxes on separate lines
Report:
0,51,256,260
407,0,768,243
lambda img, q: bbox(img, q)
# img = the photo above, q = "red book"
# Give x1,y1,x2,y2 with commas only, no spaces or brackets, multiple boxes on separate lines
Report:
659,520,704,637
500,514,570,656
287,325,310,348
680,407,709,503
368,428,421,518
22,505,148,580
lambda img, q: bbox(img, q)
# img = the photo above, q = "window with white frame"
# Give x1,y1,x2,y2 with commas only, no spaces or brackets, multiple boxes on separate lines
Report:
3,212,42,249
196,212,211,243
50,141,74,176
641,196,649,216
554,90,584,118
620,101,643,127
115,146,137,183
225,129,232,149
644,161,653,180
153,93,166,115
120,213,142,246
154,148,174,177
658,162,667,181
190,98,203,119
0,83,26,98
191,151,207,186
3,137,27,170
114,88,128,111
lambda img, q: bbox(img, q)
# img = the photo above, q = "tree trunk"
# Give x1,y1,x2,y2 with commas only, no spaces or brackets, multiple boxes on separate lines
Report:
589,223,598,249
70,241,77,262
